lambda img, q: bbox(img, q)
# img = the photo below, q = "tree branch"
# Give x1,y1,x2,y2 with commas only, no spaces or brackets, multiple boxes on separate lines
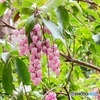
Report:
0,19,16,29
63,86,71,100
78,0,99,8
60,52,100,72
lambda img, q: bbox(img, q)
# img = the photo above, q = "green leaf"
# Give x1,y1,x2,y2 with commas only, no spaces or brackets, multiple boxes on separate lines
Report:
25,15,34,35
93,0,100,5
94,25,100,33
15,57,30,85
0,39,14,49
70,1,83,14
40,0,65,11
33,91,43,98
71,6,79,16
17,19,26,28
1,52,10,63
17,89,24,100
56,6,69,29
19,7,33,15
13,0,22,8
2,62,13,94
0,45,3,54
43,18,66,45
22,0,33,7
0,62,4,79
0,2,7,16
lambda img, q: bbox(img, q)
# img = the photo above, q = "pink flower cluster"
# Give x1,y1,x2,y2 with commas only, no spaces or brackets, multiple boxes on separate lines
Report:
42,39,60,75
13,29,29,56
93,88,100,100
0,0,6,3
29,24,42,85
45,92,57,100
12,24,60,85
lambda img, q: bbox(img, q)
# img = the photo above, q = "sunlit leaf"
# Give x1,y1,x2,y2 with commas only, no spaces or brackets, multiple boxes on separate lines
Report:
40,0,65,11
43,18,66,45
0,2,7,16
0,45,3,54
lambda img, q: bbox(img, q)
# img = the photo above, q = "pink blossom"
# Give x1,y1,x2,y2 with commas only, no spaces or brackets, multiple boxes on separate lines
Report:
42,46,47,53
34,24,41,33
32,35,38,43
54,50,59,56
0,0,6,3
30,55,35,62
29,43,35,50
36,70,42,77
29,65,35,73
19,47,26,55
43,26,52,34
36,52,41,59
53,56,59,64
20,28,25,35
47,48,52,54
48,53,54,60
36,41,42,49
55,69,60,76
36,64,41,69
34,59,40,66
31,73,36,80
45,92,57,100
31,47,37,55
93,88,100,100
33,78,41,86
13,30,20,37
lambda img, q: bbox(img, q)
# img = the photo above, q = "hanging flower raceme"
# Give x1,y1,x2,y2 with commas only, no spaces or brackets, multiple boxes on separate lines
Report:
29,24,42,85
42,39,60,75
11,23,60,86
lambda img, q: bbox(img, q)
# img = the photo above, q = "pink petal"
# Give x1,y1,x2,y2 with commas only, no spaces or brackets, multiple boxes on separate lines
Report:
36,70,42,77
36,41,42,49
34,24,41,33
33,78,41,85
48,53,54,60
32,35,38,43
31,47,37,55
31,73,36,80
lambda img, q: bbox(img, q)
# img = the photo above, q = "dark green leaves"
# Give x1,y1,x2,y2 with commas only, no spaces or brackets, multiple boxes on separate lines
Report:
2,62,13,94
15,58,30,85
43,18,66,45
25,15,34,35
56,6,69,29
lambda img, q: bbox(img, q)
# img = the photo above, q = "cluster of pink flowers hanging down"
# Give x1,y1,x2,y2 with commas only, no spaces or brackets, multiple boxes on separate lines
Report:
12,24,60,86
